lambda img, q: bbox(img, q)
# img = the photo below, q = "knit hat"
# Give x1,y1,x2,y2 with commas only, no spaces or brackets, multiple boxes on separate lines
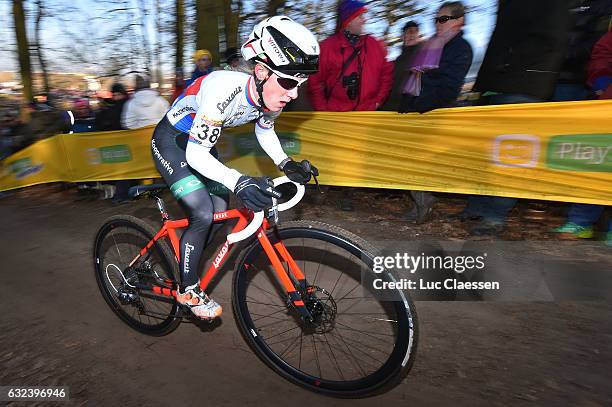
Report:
338,0,367,29
193,49,212,63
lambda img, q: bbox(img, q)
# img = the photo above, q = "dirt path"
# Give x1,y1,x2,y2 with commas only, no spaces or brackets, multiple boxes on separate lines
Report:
0,186,610,406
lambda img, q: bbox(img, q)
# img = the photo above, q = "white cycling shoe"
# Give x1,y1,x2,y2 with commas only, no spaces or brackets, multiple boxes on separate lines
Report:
176,283,222,319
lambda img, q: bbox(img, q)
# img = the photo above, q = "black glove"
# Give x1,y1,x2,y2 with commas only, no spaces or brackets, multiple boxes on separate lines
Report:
233,175,282,212
279,158,319,184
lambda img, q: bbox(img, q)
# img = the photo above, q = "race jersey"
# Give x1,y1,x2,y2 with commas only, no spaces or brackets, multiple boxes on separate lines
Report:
165,70,288,191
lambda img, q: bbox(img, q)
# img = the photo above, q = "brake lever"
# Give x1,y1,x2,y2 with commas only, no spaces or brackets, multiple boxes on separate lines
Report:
311,171,321,194
268,197,280,225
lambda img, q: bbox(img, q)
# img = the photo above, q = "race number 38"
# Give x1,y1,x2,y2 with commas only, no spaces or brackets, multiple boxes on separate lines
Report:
197,124,221,144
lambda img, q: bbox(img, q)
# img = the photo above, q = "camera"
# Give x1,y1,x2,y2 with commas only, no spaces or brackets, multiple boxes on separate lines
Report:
342,72,360,100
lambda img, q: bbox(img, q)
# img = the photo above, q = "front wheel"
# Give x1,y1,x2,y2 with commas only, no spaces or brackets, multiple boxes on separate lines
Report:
232,221,418,397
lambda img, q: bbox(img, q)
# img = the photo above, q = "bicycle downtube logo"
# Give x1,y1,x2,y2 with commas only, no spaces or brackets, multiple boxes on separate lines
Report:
213,242,229,268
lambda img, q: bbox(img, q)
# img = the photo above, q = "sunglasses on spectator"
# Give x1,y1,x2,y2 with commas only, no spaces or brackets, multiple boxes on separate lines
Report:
435,15,461,24
199,57,211,62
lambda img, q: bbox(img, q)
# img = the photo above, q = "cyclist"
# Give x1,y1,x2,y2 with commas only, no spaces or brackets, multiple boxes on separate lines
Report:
151,16,320,320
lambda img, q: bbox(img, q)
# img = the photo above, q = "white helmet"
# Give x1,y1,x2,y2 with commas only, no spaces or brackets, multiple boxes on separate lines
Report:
241,16,320,78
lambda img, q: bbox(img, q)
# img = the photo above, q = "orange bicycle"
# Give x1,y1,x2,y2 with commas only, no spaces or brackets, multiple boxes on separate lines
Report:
93,176,418,397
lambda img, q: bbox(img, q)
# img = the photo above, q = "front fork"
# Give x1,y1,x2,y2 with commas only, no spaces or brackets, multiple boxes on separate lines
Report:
256,227,315,322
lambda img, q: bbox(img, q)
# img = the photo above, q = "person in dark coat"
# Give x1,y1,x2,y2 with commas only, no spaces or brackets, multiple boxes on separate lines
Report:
95,83,129,131
399,2,473,114
398,2,473,224
553,0,612,101
456,0,571,236
380,21,423,111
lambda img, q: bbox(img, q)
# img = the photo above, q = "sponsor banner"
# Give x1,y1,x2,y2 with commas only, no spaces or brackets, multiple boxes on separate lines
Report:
1,101,611,205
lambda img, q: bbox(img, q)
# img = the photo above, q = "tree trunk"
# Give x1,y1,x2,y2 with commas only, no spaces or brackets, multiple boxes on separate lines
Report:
195,0,223,67
223,0,240,50
155,0,163,86
136,0,153,78
266,0,285,17
175,0,185,72
34,0,50,96
13,0,33,110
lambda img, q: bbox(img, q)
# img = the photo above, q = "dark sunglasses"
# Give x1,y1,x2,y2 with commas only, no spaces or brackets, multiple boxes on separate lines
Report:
435,15,461,24
276,76,300,90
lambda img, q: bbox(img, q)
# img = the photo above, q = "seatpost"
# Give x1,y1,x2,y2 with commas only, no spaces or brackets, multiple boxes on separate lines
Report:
154,195,170,220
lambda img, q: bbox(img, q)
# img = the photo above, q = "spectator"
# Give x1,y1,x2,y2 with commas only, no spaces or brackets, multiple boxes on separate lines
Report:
171,68,186,103
188,49,214,86
121,74,169,130
553,0,612,101
14,101,71,141
308,0,393,210
308,0,393,112
453,0,570,236
95,83,129,131
224,47,243,69
553,29,612,245
399,3,472,114
398,2,473,224
380,20,423,111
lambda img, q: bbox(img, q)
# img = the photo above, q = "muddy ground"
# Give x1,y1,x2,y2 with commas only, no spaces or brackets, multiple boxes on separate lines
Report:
0,185,611,406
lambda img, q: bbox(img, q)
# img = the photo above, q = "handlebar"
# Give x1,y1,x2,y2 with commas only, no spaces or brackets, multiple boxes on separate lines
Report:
227,176,305,244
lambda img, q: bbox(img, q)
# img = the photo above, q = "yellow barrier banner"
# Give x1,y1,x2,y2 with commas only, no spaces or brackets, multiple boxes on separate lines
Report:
1,100,611,205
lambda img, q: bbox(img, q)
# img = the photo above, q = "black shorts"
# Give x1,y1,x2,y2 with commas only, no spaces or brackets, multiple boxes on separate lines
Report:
151,116,228,199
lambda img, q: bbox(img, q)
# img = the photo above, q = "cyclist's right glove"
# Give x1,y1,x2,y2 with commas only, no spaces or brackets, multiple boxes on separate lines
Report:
234,175,282,212
279,158,319,184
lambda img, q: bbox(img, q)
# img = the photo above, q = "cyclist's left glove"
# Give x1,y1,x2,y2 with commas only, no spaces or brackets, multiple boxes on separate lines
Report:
234,175,282,212
279,158,319,185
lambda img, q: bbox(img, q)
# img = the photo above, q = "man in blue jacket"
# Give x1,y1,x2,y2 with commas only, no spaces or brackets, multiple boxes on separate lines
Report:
399,1,473,114
399,1,473,224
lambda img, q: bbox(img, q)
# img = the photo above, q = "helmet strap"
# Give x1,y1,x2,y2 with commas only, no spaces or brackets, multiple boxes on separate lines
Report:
253,71,270,112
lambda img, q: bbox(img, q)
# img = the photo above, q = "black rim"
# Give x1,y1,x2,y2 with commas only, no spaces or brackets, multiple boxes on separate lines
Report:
234,227,416,395
94,219,180,334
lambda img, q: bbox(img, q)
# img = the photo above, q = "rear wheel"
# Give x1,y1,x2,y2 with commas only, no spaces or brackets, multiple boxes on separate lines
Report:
93,215,181,336
232,221,418,397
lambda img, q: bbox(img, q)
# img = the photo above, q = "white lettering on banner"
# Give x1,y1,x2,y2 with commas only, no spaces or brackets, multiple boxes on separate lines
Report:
213,242,229,268
492,134,540,168
557,143,611,165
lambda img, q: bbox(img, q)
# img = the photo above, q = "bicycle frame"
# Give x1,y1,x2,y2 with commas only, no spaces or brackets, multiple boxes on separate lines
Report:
128,208,313,319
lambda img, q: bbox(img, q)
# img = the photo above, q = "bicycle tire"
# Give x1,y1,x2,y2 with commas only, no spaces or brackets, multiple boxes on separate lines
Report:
93,215,181,336
232,220,418,397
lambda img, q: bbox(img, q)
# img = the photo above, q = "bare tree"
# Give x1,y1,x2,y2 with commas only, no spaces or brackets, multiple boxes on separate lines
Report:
195,0,224,65
33,0,50,95
155,0,163,86
223,0,241,50
13,0,33,107
267,0,285,17
175,0,185,72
